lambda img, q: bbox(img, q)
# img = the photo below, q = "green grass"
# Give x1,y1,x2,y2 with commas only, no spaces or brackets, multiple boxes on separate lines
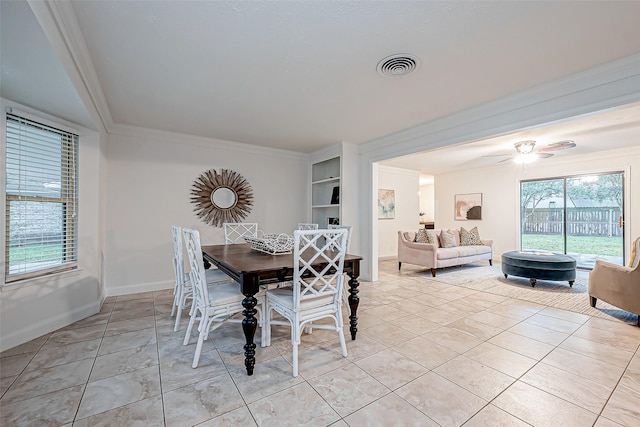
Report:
521,234,623,256
9,243,63,266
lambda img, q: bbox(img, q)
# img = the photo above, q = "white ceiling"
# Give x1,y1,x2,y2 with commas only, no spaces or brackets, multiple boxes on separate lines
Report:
381,102,640,176
0,1,94,129
2,1,640,165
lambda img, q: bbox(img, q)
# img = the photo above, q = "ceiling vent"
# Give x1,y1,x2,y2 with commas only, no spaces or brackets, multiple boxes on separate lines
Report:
376,54,420,78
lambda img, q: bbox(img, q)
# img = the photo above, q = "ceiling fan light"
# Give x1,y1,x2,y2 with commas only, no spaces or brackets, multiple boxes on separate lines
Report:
515,140,536,154
514,153,537,164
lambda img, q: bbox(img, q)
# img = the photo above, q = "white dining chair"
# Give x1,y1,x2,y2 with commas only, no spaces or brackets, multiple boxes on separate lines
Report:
223,222,258,244
182,227,264,368
298,223,319,230
170,225,234,332
262,228,348,377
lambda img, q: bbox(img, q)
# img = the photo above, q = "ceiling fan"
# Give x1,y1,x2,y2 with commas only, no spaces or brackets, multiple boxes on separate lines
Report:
484,140,576,163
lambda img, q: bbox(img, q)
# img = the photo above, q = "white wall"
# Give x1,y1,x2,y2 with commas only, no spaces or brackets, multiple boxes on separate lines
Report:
358,54,640,281
377,165,420,259
434,147,640,261
0,99,104,352
104,129,309,296
419,182,435,222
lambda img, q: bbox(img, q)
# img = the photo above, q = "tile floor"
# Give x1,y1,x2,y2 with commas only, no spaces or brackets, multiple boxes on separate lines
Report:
1,260,639,426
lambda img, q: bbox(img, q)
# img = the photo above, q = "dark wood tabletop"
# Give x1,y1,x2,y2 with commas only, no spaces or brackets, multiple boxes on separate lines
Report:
201,243,363,376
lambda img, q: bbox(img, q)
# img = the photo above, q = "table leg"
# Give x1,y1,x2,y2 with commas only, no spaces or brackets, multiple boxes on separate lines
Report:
347,274,360,340
241,295,258,375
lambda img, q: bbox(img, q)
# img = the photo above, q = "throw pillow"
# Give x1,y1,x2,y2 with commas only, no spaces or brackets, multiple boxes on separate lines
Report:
439,229,457,248
416,228,435,244
460,226,482,246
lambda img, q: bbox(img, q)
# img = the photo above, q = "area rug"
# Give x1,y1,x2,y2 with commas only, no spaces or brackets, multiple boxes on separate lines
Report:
397,262,638,325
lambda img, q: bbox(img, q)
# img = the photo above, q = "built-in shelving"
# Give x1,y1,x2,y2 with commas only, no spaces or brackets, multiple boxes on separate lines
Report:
311,156,341,227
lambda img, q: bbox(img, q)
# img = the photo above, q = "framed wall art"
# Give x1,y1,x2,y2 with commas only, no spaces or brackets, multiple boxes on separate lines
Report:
378,189,395,219
455,193,482,220
190,168,254,227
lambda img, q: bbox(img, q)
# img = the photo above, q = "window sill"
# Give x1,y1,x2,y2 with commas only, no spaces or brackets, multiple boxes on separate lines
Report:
1,268,83,292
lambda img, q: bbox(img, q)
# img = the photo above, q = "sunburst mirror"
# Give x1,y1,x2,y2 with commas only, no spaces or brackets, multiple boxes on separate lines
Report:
190,168,254,227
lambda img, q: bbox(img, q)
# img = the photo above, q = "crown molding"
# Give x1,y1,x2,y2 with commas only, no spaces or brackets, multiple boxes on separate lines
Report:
360,53,640,163
28,0,113,133
109,123,308,161
378,164,421,176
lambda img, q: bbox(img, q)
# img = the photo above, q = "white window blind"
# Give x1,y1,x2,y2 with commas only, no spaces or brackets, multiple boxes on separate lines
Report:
5,113,79,282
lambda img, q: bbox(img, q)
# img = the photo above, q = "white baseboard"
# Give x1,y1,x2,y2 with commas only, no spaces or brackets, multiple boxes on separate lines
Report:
105,280,173,297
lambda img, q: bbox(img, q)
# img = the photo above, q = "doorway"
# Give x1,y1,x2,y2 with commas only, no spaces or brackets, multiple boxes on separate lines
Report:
520,172,625,269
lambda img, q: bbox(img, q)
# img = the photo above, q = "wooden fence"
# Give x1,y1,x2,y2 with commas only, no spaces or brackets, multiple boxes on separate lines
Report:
522,207,622,237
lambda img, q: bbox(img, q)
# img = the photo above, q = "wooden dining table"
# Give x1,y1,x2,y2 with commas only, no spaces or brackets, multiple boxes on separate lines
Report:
201,243,363,376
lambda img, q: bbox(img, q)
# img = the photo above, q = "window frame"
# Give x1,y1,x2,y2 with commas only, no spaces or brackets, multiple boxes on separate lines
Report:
4,110,79,283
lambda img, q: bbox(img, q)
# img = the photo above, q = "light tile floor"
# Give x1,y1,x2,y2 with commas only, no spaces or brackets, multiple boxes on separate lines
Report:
1,260,639,426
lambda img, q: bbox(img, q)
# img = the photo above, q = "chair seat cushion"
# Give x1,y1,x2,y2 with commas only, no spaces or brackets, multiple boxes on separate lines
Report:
207,282,245,305
267,287,335,310
205,268,233,284
436,244,491,260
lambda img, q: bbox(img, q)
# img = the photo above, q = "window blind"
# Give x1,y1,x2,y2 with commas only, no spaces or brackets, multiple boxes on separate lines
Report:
5,113,79,281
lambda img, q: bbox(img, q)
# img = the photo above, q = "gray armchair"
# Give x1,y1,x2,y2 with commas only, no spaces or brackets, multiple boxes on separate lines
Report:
589,236,640,326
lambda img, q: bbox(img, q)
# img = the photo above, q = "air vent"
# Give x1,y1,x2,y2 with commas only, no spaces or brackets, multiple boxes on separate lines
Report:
377,54,420,78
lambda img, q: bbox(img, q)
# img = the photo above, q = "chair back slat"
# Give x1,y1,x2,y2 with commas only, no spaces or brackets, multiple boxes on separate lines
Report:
328,224,352,252
182,228,209,307
171,225,185,286
223,222,258,244
293,229,348,307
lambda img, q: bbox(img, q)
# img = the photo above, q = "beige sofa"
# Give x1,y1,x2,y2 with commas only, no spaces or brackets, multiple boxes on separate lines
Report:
398,229,493,277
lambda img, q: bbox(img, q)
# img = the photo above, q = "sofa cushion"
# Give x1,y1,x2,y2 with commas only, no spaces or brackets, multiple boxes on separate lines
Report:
416,228,435,244
436,244,491,261
455,246,479,257
437,247,460,260
460,226,482,246
439,229,457,248
475,245,492,255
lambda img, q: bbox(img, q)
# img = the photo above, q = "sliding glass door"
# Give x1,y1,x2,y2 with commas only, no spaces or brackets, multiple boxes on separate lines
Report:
520,172,624,269
521,178,565,253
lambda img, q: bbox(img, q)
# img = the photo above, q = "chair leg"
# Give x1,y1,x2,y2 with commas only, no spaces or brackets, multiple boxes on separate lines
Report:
292,338,299,377
183,308,197,346
590,296,597,308
261,304,271,348
398,262,402,270
192,326,207,368
174,287,184,332
292,318,301,377
338,326,348,357
171,288,178,317
431,268,437,277
265,298,276,347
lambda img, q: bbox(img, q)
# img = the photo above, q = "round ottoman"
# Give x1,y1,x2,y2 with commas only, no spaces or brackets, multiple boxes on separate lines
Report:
502,250,576,287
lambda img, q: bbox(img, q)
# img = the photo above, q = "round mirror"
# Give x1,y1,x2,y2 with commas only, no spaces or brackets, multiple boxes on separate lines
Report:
191,168,254,227
211,187,236,209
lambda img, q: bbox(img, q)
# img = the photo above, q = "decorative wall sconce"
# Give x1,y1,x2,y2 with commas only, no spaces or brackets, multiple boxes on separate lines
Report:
190,168,254,227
